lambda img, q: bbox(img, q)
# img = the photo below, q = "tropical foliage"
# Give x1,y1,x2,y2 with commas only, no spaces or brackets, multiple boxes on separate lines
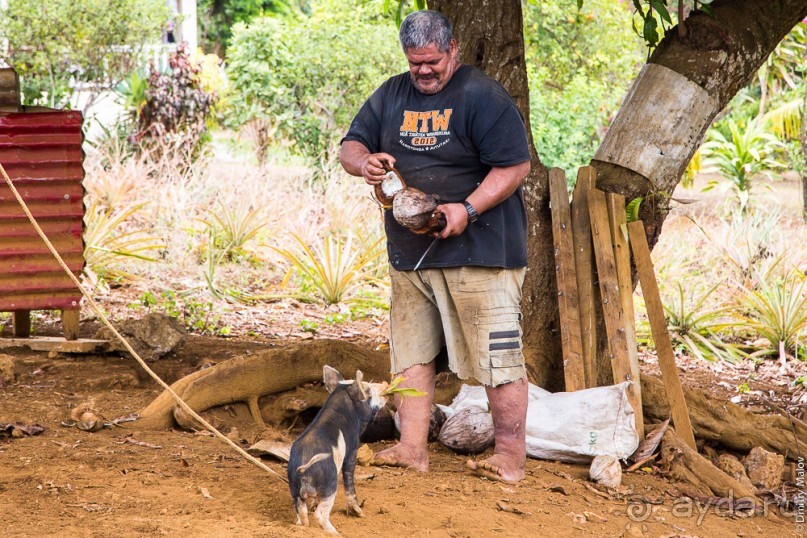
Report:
0,0,169,110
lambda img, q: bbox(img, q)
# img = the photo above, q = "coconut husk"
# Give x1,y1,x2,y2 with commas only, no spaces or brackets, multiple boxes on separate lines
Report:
438,407,494,454
392,187,446,234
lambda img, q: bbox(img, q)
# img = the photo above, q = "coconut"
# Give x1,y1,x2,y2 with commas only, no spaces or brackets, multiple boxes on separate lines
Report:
375,169,406,208
438,407,494,454
589,455,622,488
392,187,446,234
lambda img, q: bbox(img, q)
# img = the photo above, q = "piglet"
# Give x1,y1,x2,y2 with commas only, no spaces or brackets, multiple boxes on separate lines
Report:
288,366,388,534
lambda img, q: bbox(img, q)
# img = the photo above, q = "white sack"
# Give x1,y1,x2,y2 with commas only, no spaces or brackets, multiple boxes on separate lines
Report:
440,381,639,464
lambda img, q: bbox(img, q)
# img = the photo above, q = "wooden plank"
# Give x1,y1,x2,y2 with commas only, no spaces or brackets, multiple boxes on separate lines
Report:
570,166,597,388
0,336,109,353
61,309,80,341
628,220,696,450
549,168,586,392
587,190,632,391
13,310,30,337
606,193,644,436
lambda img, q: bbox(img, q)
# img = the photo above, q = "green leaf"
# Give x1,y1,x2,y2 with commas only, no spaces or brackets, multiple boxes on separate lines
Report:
700,4,715,17
649,0,672,25
642,16,659,46
382,376,427,399
577,0,584,10
626,197,643,223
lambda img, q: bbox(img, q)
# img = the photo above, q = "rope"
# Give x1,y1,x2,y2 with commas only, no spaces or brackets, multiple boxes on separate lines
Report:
0,162,288,484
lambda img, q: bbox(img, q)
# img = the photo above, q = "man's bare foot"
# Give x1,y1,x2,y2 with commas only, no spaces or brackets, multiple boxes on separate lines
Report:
371,443,429,472
466,454,525,484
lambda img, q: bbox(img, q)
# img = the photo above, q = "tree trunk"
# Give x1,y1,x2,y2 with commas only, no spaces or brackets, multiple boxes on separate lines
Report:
432,0,807,389
595,0,807,250
431,0,560,389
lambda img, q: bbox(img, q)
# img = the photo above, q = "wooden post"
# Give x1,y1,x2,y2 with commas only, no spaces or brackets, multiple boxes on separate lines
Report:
570,166,597,388
588,190,635,402
606,193,644,436
628,220,696,450
61,309,80,341
549,168,586,392
13,310,30,338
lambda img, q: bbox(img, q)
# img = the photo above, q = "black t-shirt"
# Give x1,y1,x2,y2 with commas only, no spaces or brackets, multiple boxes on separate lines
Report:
342,64,531,270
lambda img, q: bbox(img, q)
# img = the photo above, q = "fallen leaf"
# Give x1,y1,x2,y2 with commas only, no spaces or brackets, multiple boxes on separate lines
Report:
629,419,669,463
0,422,45,438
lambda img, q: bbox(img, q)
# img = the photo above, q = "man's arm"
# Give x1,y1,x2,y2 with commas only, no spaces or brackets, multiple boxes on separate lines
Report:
436,160,531,239
339,140,396,186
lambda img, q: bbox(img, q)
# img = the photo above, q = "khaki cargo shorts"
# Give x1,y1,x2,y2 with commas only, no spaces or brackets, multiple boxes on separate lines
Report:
389,266,526,387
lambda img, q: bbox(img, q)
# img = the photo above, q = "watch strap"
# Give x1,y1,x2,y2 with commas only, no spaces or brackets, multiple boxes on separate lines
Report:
463,200,479,223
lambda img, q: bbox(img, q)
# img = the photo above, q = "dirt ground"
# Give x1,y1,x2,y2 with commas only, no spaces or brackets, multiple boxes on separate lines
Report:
1,314,804,538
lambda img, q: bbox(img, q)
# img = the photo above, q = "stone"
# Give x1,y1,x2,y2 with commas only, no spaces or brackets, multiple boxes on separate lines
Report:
716,453,755,491
95,313,186,361
743,447,785,490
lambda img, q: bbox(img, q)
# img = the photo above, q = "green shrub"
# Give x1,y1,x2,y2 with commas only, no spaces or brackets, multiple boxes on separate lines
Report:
134,45,218,162
701,119,785,215
0,0,169,109
524,0,643,178
225,0,403,168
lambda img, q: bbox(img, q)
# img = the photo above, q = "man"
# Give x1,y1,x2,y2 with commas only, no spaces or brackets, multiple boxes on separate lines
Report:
339,10,531,483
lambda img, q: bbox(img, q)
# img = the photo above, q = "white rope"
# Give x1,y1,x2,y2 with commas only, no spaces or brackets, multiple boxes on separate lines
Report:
0,161,288,484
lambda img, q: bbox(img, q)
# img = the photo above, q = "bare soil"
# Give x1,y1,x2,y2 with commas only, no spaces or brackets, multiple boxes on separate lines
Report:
1,310,804,538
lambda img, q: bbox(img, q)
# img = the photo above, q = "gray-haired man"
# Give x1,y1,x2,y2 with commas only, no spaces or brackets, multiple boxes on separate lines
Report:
339,10,532,483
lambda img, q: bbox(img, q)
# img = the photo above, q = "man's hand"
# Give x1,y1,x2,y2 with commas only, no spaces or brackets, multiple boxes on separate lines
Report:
340,140,395,185
360,153,397,185
434,202,469,239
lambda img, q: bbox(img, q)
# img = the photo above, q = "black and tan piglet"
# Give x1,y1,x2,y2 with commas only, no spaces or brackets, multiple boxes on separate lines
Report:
288,366,388,534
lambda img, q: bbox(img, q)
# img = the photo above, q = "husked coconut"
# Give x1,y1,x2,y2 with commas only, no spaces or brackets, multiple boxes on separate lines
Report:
438,407,494,454
392,187,446,235
589,455,622,488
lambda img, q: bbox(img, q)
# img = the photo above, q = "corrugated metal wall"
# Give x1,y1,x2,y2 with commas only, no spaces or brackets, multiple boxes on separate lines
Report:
0,110,84,311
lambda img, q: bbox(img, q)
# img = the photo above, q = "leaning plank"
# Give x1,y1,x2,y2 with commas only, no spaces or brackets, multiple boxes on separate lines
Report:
588,190,634,399
642,375,807,461
606,193,644,438
570,166,597,388
659,428,760,506
628,220,696,450
549,168,585,392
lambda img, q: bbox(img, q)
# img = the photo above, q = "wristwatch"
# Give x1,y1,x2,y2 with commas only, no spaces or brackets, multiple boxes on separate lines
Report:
463,200,479,223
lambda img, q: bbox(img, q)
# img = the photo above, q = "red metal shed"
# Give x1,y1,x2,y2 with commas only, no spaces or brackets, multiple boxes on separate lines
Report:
0,69,85,340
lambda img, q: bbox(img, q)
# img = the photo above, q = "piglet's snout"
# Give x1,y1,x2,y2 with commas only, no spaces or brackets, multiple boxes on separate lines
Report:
366,382,389,410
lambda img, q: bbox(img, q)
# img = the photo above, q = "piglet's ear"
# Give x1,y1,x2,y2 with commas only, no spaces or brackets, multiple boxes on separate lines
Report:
323,365,343,393
355,370,367,399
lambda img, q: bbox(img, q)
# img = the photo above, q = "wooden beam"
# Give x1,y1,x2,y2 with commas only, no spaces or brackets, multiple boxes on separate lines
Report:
628,220,696,451
606,193,644,436
61,309,80,341
13,310,30,338
0,337,109,354
588,190,633,398
549,168,585,392
570,166,597,388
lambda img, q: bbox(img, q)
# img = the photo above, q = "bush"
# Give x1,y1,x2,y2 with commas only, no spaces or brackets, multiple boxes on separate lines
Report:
225,0,403,168
133,45,218,162
524,0,643,178
0,0,169,110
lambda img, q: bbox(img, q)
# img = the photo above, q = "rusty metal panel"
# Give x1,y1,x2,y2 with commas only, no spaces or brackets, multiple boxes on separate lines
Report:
0,110,84,312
